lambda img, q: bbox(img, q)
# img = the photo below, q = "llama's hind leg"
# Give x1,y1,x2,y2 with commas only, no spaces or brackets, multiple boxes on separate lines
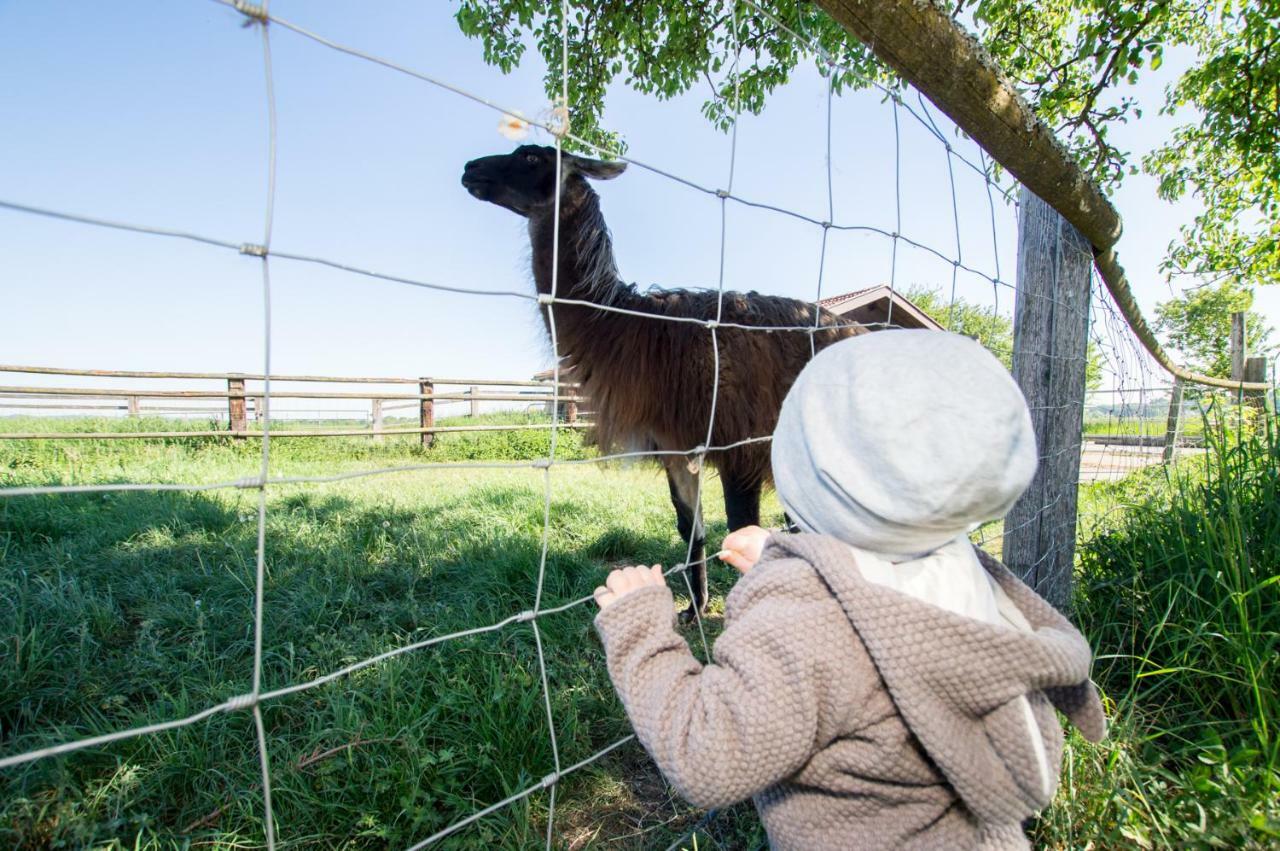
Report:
662,457,707,619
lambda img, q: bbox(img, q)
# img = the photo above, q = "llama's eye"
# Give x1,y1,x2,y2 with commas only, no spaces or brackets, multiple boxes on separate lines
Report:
525,154,540,165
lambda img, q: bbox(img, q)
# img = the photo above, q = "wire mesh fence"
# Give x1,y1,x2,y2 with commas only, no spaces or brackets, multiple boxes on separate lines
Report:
1,1,1275,848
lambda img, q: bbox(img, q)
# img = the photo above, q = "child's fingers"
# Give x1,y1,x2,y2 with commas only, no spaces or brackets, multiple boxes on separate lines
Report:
597,565,665,609
606,569,630,595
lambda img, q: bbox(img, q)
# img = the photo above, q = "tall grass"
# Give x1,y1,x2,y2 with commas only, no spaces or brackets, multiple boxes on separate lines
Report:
1037,412,1280,848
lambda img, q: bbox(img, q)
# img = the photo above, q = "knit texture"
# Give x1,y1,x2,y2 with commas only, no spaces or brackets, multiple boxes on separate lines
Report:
595,533,1105,850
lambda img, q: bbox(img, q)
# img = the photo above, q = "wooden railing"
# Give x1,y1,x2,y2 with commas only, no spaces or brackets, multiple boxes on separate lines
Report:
0,364,585,444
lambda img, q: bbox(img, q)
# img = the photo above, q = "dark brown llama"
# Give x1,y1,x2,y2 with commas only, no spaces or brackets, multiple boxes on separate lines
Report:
462,144,860,616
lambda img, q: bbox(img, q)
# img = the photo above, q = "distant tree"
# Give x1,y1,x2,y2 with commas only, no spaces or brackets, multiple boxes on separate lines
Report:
903,286,1013,367
904,286,1104,390
1153,281,1276,378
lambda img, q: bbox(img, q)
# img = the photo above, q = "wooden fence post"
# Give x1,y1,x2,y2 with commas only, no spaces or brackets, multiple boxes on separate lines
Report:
1002,188,1093,612
126,395,141,418
1245,356,1268,410
469,386,480,418
227,376,247,438
1230,311,1247,381
254,396,264,422
371,398,384,441
419,379,434,448
1162,378,1184,464
565,397,578,424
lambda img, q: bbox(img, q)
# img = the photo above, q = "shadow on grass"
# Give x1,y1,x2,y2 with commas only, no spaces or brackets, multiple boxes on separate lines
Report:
1,480,745,849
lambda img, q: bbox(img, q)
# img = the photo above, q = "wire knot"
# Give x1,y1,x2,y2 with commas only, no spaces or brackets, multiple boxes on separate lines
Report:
715,188,730,199
821,221,832,230
541,772,560,789
705,320,719,330
516,610,537,623
233,476,265,490
239,243,268,257
537,293,555,306
545,101,571,139
232,0,269,24
225,693,258,711
531,458,552,469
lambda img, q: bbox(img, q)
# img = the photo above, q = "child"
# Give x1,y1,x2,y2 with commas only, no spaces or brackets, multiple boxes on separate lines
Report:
593,330,1106,850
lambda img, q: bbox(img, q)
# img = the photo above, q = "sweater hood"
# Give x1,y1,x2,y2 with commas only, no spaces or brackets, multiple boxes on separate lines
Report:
768,533,1106,826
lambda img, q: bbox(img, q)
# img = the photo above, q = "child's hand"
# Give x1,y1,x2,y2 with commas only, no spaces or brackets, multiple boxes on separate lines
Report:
718,525,771,574
594,564,666,610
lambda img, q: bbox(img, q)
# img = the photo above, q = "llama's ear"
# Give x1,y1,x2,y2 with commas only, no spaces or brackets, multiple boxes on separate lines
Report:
566,153,627,181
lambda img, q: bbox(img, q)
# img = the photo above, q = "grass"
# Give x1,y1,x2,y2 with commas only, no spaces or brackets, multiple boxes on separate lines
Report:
3,408,1277,848
1082,416,1207,439
1034,413,1280,848
1,412,765,849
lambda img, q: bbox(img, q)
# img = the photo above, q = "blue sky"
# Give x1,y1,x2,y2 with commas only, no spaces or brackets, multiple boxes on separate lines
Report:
2,1,1275,404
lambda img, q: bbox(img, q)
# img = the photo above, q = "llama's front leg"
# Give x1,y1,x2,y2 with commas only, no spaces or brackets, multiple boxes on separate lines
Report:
662,457,706,620
721,469,762,532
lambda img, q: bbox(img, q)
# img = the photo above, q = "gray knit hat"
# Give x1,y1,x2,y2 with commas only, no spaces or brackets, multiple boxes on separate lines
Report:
772,329,1038,559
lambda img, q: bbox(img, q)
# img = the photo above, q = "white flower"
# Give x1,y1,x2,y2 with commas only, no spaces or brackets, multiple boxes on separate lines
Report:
381,520,391,529
498,111,530,141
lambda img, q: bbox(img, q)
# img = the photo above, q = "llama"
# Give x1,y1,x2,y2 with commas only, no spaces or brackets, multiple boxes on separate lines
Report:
462,144,861,616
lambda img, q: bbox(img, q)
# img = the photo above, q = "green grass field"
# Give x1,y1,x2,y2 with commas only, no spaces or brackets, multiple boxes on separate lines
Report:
1,413,769,849
2,411,1277,848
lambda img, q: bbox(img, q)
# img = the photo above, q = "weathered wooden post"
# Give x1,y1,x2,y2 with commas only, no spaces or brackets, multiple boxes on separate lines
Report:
371,398,384,441
254,396,264,422
1161,378,1184,464
126,395,141,418
469,386,480,418
1230,311,1247,381
565,396,578,424
418,378,434,448
1245,356,1268,411
1002,188,1093,612
227,375,248,438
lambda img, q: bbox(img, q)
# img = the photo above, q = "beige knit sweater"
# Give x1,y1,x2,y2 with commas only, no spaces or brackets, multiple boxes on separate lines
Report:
594,533,1106,850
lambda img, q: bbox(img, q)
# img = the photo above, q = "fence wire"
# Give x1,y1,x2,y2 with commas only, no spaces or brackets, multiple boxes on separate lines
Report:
1,1,1272,848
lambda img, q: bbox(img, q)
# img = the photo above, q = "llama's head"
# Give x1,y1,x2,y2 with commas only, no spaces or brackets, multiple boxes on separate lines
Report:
462,145,626,217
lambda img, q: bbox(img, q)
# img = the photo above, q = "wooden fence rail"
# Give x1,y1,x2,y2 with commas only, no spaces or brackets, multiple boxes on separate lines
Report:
1,423,591,441
0,364,587,446
0,364,578,388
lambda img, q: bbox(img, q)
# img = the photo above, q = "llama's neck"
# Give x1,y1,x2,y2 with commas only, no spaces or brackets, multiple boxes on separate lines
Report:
528,186,626,305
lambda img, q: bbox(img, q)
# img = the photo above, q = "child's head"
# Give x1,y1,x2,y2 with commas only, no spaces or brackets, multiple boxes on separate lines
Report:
772,330,1037,559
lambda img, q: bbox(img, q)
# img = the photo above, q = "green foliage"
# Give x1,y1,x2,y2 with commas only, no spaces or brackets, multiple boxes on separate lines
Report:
455,0,1280,293
964,0,1182,183
454,0,890,154
1036,413,1280,848
1143,0,1280,288
1154,280,1276,377
903,285,1104,388
903,285,1015,368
